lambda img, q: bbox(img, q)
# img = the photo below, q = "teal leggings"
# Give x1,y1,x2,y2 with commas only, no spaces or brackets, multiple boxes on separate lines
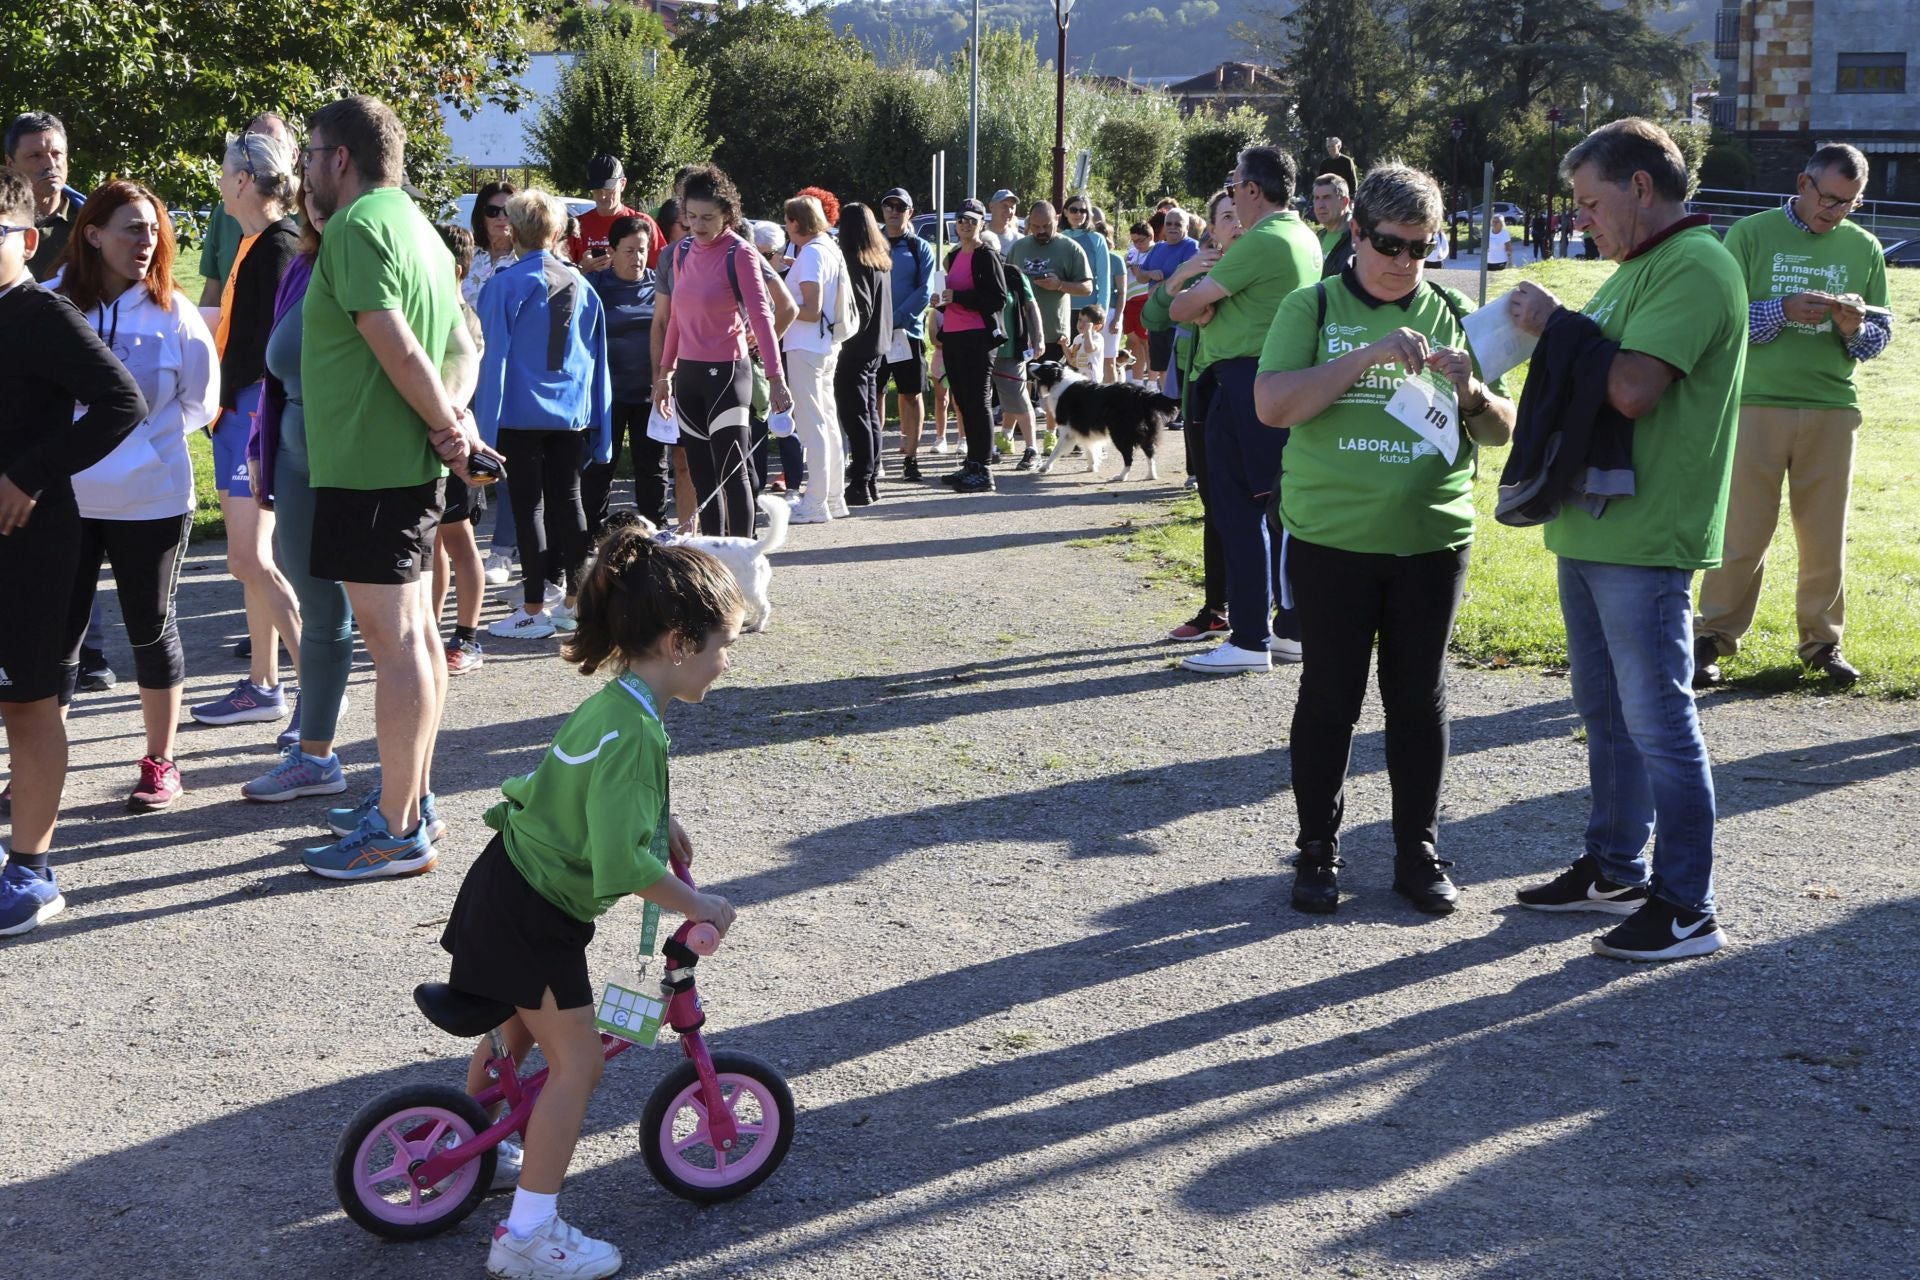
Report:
272,456,355,746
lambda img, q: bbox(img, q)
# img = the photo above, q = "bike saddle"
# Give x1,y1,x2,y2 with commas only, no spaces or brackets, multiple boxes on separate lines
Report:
413,982,515,1038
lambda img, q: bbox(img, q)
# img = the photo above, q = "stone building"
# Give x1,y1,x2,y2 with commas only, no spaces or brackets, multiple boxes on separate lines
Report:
1711,0,1919,199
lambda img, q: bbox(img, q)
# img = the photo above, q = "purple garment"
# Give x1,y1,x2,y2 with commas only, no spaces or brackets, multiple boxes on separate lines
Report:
248,252,315,503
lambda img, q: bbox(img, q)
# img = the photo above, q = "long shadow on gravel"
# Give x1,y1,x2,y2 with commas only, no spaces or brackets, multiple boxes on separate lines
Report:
774,523,1123,568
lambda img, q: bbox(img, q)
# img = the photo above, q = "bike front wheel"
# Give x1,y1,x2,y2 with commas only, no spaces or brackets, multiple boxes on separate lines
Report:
640,1050,794,1203
333,1083,498,1241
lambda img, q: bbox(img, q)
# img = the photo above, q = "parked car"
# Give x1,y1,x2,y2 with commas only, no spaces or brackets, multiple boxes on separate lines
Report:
1883,238,1920,268
444,192,596,232
912,211,959,246
1453,201,1527,228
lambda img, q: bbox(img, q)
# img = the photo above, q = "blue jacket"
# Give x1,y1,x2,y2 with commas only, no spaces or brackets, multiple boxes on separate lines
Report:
1061,227,1111,319
474,251,612,464
887,230,935,338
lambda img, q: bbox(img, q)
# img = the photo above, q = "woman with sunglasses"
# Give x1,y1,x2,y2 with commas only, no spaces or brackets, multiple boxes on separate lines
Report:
1253,164,1516,918
467,181,521,586
1059,196,1111,361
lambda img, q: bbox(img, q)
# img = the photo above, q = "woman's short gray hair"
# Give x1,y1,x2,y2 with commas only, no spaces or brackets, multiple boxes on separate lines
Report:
507,189,567,252
225,131,298,210
1352,163,1445,233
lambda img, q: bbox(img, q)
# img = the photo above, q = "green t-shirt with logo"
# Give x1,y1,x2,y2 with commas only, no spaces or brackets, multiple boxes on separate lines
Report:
302,185,457,490
1319,225,1347,259
1259,275,1507,555
1723,206,1888,410
1007,234,1091,344
1203,211,1325,363
1543,223,1747,570
998,267,1037,360
485,673,671,923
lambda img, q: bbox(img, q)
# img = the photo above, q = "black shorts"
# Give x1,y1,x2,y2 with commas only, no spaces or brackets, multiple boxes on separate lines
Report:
0,491,82,704
441,833,596,1011
310,478,446,585
881,337,927,396
1148,328,1176,372
441,476,484,526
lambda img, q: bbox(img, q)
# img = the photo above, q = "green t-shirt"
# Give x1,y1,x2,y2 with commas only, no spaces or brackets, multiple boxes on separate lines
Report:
998,267,1037,360
485,672,671,923
1543,224,1748,570
1203,211,1325,363
1319,224,1347,259
1723,206,1889,409
302,185,456,490
199,209,242,290
1006,234,1091,343
1259,275,1507,555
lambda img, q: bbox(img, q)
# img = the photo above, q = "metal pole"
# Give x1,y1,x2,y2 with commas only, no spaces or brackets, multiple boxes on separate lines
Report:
1477,161,1494,306
1052,15,1069,208
967,0,980,201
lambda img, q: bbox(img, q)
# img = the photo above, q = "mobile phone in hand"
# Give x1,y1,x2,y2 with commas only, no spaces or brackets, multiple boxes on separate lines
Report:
467,453,503,485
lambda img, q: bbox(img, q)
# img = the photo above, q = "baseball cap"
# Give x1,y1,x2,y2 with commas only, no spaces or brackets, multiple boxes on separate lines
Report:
586,154,624,189
989,188,1017,206
956,197,988,222
881,187,914,209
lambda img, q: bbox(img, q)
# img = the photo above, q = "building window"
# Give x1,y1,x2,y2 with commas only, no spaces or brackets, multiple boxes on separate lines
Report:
1837,52,1906,94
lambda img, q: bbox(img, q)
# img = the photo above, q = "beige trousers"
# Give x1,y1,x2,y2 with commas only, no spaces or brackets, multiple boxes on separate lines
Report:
1695,404,1861,662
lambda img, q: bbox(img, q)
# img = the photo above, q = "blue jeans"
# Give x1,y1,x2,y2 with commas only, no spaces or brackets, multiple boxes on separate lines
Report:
1204,358,1296,651
1557,556,1717,913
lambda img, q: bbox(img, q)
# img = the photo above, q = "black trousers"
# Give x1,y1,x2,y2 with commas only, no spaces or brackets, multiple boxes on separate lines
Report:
62,512,192,690
497,428,590,607
1182,366,1226,615
583,397,667,535
1286,537,1470,857
942,329,997,465
677,358,754,536
835,351,884,500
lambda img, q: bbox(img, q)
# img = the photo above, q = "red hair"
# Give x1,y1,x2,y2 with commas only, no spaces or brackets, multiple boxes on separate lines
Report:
57,180,177,314
795,185,839,227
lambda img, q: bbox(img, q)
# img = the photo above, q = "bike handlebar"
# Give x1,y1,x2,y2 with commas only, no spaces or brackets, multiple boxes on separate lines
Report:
668,856,722,956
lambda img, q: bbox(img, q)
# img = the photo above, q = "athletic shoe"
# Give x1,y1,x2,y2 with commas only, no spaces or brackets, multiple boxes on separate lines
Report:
492,1139,523,1192
243,746,348,803
127,757,183,811
232,636,252,661
1167,611,1229,642
1268,636,1304,663
940,466,968,488
844,491,874,507
191,679,288,726
952,464,995,494
0,861,65,936
548,602,579,634
496,581,564,610
486,1215,621,1280
1806,643,1860,688
1591,896,1726,962
828,501,852,519
277,690,350,750
1291,841,1342,914
1392,848,1459,913
446,637,485,676
482,551,514,586
1015,447,1038,472
931,436,953,455
302,812,436,881
77,647,117,693
1180,642,1271,674
1515,854,1650,915
1691,636,1722,690
0,784,9,818
789,508,833,524
327,787,447,842
1185,475,1198,491
900,456,922,482
489,609,557,641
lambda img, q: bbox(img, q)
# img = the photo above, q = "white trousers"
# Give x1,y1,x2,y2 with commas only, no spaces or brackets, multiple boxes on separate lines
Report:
788,346,845,518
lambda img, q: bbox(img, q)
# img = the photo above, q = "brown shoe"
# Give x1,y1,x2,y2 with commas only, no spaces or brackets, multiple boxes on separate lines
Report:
1805,644,1860,688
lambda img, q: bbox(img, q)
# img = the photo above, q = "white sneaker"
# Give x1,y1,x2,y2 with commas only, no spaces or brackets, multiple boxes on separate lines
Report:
483,551,513,586
488,609,557,640
496,580,564,608
548,602,579,634
1180,641,1272,673
491,1139,522,1191
487,1215,620,1280
828,503,852,519
1267,636,1303,663
932,437,953,454
790,507,833,525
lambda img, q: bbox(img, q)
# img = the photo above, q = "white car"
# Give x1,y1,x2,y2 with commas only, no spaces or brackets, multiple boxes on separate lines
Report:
1454,201,1527,227
445,192,597,229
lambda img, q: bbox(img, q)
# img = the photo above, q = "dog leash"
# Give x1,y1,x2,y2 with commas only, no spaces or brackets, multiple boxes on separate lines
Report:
670,449,754,537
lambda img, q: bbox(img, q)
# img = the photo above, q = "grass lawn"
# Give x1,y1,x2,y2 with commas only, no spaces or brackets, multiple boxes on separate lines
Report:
1102,258,1920,699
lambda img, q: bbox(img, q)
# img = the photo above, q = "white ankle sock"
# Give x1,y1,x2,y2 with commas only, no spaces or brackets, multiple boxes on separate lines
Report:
505,1188,557,1240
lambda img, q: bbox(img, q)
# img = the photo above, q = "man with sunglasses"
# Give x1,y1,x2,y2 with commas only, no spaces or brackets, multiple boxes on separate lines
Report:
1694,143,1891,691
879,188,935,480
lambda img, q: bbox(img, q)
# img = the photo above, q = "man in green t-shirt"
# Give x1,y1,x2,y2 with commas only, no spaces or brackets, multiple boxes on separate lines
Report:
1310,173,1353,278
1165,144,1323,673
297,94,503,882
1006,202,1092,360
1505,119,1746,964
1694,144,1892,690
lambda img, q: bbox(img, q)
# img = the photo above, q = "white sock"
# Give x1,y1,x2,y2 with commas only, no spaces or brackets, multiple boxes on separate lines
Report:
505,1188,558,1240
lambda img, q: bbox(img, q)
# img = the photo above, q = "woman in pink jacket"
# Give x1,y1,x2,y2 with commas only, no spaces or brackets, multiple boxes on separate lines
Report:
653,166,789,536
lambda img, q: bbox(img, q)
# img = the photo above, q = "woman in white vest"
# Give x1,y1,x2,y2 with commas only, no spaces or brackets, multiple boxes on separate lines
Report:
781,195,850,524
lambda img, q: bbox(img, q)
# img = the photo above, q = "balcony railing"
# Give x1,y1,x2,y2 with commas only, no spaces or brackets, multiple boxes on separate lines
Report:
1710,95,1737,129
1715,9,1741,62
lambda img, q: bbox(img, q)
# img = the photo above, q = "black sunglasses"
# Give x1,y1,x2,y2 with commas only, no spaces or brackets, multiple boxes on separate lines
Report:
881,200,908,211
483,203,508,218
1359,224,1437,261
1065,203,1089,214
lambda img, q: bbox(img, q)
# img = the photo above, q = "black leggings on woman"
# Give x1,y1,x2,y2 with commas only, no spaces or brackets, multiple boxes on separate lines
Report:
582,398,668,535
941,329,997,465
497,428,590,607
675,358,755,537
835,351,884,501
61,513,192,690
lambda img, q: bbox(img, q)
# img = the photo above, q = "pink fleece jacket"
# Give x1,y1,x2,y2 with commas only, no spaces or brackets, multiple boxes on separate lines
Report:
660,231,782,374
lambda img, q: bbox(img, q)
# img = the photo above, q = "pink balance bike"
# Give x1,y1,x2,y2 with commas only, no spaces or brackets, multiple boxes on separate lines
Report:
332,857,793,1241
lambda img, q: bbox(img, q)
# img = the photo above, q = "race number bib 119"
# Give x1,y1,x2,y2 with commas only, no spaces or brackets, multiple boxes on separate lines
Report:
1385,370,1461,465
594,978,664,1046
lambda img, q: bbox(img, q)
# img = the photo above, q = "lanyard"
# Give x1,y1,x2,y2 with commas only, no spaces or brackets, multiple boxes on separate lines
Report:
615,672,665,971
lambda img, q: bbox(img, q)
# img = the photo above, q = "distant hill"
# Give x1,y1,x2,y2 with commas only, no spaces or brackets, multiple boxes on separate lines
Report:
824,0,1718,84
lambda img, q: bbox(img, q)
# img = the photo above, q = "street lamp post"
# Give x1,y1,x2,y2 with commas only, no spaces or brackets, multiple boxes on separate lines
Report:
1449,117,1464,260
1546,106,1562,260
1052,0,1074,208
968,0,980,200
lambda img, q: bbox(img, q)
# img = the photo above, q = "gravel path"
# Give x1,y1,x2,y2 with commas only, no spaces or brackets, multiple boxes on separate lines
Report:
5,441,1918,1280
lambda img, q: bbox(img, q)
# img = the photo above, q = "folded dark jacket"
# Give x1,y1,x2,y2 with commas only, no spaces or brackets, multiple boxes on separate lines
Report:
1496,307,1635,527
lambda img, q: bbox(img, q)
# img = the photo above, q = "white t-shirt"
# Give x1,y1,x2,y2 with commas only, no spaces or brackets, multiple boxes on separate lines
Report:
783,238,845,355
1486,226,1511,265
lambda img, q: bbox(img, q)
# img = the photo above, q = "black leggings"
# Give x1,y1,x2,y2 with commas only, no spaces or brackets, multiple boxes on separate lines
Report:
583,398,668,535
1286,537,1470,858
676,358,754,536
835,352,884,497
497,428,590,607
1182,366,1226,615
942,329,997,465
62,512,192,690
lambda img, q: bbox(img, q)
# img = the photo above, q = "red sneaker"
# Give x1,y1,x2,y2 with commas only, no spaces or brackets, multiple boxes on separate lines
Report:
1167,611,1229,642
445,637,485,677
129,757,183,811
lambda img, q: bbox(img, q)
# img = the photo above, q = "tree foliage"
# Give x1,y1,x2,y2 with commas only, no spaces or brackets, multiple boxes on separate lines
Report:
1240,0,1423,171
1181,110,1267,199
529,15,709,200
1097,119,1177,209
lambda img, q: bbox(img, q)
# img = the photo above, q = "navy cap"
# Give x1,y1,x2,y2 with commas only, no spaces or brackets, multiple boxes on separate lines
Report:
881,187,914,208
956,197,988,221
586,153,624,189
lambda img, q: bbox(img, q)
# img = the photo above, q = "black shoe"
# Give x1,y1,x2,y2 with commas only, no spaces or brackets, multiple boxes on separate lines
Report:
1392,848,1459,914
1015,447,1037,472
77,647,117,693
901,456,922,482
941,466,968,487
845,490,874,507
1167,416,1185,433
1691,636,1722,690
0,782,9,818
1805,644,1860,688
233,636,252,661
1592,895,1725,962
1290,840,1342,914
953,463,995,494
990,449,1003,465
1515,853,1649,915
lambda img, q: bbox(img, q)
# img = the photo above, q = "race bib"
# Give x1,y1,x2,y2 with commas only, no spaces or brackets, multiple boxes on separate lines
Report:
1385,370,1461,465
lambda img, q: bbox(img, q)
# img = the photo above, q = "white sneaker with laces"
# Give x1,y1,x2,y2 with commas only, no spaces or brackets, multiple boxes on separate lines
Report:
488,609,558,640
1180,641,1272,674
548,601,579,633
487,1215,621,1280
1267,636,1303,663
491,1139,523,1191
483,551,513,586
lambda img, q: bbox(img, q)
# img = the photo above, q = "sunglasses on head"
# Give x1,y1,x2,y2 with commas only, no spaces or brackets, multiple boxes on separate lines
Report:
484,204,508,218
1359,224,1438,262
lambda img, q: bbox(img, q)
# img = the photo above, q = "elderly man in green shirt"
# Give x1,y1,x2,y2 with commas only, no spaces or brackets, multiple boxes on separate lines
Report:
1693,143,1892,690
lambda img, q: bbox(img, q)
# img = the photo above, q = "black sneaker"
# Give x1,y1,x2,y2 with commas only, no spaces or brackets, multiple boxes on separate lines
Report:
1592,896,1725,962
1290,840,1342,914
845,491,874,507
953,464,995,494
941,466,968,487
1392,848,1459,914
233,636,252,661
901,456,922,482
1805,644,1860,688
77,647,117,693
1692,636,1722,690
1515,854,1649,915
1015,447,1037,472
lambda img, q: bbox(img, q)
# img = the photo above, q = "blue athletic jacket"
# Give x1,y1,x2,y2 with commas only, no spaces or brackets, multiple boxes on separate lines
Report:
473,251,612,463
888,231,936,339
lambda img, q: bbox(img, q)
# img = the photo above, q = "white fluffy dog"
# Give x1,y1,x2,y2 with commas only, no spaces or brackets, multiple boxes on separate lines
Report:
619,494,790,633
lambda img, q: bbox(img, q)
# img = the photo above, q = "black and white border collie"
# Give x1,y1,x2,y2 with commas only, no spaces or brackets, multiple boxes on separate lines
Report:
1025,362,1178,482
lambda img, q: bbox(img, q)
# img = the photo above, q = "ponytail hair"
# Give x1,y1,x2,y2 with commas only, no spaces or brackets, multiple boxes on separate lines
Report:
563,524,746,675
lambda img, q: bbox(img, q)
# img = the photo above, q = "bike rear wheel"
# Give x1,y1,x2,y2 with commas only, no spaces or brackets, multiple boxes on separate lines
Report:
640,1050,794,1203
333,1083,498,1241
